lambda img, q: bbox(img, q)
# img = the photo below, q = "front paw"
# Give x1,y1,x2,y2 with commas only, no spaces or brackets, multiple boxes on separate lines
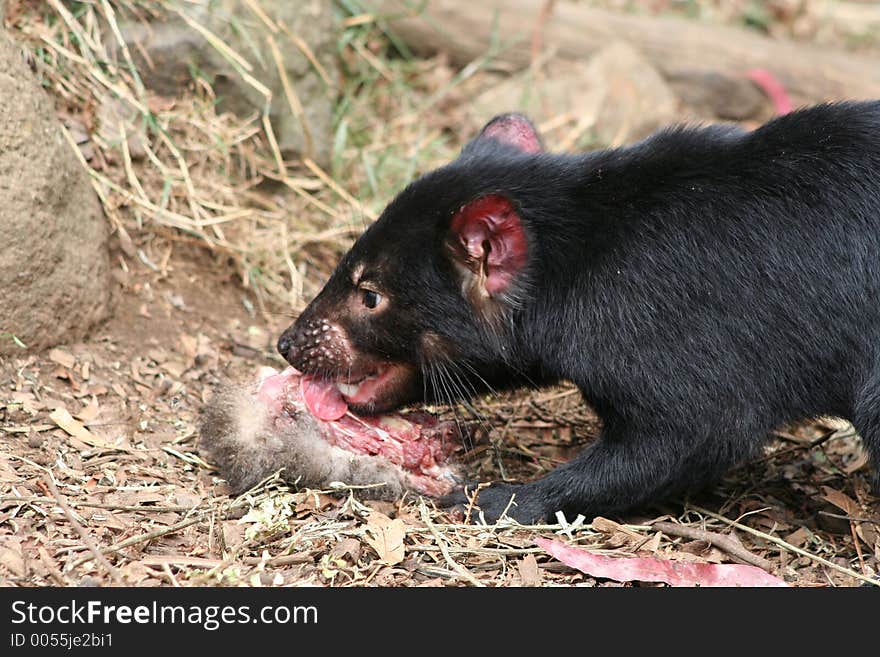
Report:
441,482,546,524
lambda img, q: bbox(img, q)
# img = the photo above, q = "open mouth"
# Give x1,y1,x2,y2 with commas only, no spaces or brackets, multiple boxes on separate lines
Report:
299,364,410,421
334,369,390,402
256,366,463,497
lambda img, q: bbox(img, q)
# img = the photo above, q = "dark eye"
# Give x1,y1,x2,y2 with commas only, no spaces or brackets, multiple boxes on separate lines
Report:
362,289,382,309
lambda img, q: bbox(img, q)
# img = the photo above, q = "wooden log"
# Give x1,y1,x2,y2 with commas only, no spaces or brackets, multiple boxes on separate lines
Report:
373,0,880,102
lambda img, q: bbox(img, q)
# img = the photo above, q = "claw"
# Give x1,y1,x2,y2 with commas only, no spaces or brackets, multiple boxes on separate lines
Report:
440,481,535,524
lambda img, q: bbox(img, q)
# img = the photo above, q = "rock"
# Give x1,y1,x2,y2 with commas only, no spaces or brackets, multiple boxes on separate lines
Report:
113,22,203,98
803,0,880,46
667,71,767,121
470,42,679,149
96,93,148,160
0,28,110,356
119,0,339,166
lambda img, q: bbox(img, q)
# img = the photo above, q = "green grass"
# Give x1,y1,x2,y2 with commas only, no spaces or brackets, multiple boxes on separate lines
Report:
0,334,28,349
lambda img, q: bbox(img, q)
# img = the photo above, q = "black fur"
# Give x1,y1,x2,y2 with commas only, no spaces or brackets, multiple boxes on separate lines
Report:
282,102,880,523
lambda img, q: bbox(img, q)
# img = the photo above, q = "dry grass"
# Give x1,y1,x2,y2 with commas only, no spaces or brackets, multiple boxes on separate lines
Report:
5,0,471,313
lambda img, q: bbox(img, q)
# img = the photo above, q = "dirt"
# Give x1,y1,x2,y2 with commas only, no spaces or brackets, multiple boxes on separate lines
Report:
1,230,878,587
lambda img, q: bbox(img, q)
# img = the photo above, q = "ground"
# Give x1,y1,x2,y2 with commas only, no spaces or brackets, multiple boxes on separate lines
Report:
1,1,879,588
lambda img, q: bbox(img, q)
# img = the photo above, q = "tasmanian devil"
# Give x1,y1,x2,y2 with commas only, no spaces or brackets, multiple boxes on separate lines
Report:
277,102,880,523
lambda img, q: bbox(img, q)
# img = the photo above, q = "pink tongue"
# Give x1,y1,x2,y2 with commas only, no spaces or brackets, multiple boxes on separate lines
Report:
300,375,348,421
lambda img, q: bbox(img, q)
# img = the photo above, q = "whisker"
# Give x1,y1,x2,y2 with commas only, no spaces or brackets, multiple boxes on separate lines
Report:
418,354,430,398
442,359,492,444
439,360,484,452
456,358,500,397
432,360,464,439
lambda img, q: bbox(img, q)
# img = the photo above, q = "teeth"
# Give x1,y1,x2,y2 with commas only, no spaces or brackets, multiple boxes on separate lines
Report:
336,382,361,397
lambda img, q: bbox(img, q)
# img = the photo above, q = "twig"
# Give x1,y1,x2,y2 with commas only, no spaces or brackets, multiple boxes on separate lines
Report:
850,519,867,575
143,555,223,568
243,0,279,33
267,33,315,161
98,0,147,99
0,496,205,514
261,111,287,178
38,546,69,586
161,563,181,587
278,20,333,87
462,482,490,524
818,510,880,526
408,545,543,556
690,505,879,587
244,553,312,567
172,7,271,99
70,515,205,569
529,0,557,68
652,520,775,572
419,503,485,587
302,158,376,221
44,476,124,585
142,552,310,570
748,428,847,466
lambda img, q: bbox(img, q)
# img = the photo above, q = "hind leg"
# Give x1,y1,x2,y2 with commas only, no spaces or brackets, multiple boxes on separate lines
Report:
851,382,880,494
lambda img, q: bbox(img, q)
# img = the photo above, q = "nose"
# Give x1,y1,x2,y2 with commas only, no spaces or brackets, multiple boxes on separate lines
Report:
277,332,294,361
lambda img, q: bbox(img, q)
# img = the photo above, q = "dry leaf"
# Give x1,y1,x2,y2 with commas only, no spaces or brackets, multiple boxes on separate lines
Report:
642,531,662,554
88,510,128,531
822,486,861,517
75,397,100,423
49,407,111,448
843,450,869,474
0,545,26,578
174,493,201,508
518,554,542,586
160,360,187,378
0,456,22,483
10,391,43,413
364,512,406,566
821,486,880,548
593,516,642,539
678,541,728,564
592,516,645,548
784,527,812,548
147,348,167,364
296,491,336,514
537,538,788,587
48,348,76,369
134,490,168,504
330,538,362,562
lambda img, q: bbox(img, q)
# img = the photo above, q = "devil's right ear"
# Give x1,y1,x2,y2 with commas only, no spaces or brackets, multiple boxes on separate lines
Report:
443,194,529,326
465,113,544,154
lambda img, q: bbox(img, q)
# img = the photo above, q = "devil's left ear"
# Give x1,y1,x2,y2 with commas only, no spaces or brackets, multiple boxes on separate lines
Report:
444,194,528,317
469,113,544,154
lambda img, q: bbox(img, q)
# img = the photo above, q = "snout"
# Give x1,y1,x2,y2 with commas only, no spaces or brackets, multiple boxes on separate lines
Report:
276,318,352,374
276,317,422,414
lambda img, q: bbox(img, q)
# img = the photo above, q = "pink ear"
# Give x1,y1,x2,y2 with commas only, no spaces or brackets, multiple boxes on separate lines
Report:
478,114,543,154
449,195,528,297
